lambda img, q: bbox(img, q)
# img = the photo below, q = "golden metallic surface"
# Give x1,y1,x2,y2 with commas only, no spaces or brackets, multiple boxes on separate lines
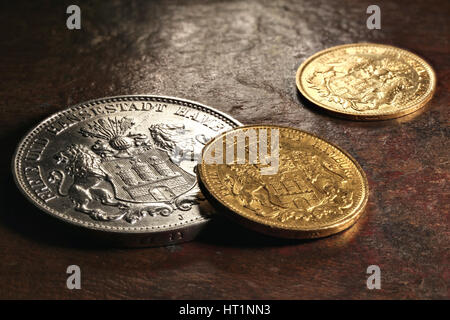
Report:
296,43,436,120
198,125,369,239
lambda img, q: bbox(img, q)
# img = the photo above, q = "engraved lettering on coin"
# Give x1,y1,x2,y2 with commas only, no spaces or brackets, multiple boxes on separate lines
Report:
13,96,241,246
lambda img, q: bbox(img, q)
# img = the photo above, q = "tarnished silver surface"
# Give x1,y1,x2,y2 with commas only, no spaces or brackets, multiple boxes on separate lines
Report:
12,95,242,246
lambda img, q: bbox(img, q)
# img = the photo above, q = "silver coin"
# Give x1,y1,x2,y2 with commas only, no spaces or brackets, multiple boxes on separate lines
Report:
12,95,242,246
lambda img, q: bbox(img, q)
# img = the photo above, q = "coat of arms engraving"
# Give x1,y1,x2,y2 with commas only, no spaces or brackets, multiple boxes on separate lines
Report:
307,54,417,111
219,150,354,223
48,117,204,224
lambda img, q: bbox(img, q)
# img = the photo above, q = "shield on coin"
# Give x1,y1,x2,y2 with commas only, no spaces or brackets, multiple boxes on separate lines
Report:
102,148,196,203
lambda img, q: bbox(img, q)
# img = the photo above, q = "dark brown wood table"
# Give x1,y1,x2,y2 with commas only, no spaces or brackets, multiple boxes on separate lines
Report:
0,0,448,299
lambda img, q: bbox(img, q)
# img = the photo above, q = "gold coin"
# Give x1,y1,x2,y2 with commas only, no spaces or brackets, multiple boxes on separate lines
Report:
198,125,369,239
296,43,436,120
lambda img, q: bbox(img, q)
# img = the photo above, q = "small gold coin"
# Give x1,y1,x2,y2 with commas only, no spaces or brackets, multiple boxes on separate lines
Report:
296,43,436,120
198,125,369,239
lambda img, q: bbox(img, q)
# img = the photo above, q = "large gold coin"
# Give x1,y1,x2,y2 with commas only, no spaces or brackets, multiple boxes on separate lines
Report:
198,125,369,239
296,43,436,120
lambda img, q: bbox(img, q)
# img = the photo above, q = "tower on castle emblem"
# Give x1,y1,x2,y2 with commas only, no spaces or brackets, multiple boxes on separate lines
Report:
79,117,197,204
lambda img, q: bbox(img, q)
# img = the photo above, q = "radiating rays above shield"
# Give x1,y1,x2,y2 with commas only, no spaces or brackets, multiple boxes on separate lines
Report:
79,117,135,149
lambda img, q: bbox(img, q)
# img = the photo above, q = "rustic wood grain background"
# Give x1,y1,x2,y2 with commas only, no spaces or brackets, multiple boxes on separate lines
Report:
0,0,448,299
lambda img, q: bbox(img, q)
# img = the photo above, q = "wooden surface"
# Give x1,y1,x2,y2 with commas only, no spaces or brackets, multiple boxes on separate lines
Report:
0,0,448,299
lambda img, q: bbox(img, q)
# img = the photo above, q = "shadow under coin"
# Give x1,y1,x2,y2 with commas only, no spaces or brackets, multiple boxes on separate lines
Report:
196,213,314,248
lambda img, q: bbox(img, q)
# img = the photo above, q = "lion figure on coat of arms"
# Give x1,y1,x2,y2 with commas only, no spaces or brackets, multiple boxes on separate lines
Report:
48,144,129,221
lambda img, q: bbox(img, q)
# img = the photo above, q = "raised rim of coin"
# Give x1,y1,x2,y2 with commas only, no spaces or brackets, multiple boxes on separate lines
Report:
296,43,437,120
12,95,242,236
198,125,369,239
